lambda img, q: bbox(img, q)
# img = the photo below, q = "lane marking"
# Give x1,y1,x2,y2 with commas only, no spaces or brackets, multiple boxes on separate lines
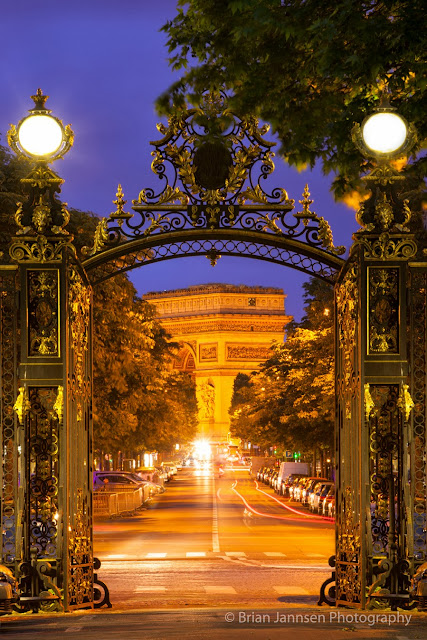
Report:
225,551,246,557
146,552,167,558
105,554,128,559
306,553,326,558
264,552,286,557
186,552,206,557
65,627,83,633
212,476,220,553
134,586,166,592
273,586,310,595
204,586,237,594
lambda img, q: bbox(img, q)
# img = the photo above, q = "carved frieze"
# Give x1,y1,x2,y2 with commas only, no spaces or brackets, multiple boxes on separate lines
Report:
226,344,271,361
199,343,218,361
162,320,285,335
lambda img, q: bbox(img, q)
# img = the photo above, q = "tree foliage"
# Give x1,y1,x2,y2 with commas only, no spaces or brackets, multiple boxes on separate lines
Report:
0,141,198,455
229,278,334,455
159,0,426,199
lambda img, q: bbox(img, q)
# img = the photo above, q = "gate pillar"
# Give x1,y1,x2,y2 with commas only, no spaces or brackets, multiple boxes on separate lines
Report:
335,111,426,609
3,91,95,611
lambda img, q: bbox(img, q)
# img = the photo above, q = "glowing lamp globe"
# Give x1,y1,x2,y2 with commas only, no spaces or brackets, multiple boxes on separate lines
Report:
18,114,63,157
361,112,408,155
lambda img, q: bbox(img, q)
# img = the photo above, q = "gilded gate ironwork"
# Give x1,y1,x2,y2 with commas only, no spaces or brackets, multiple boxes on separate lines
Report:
82,92,345,285
332,129,427,608
1,90,426,614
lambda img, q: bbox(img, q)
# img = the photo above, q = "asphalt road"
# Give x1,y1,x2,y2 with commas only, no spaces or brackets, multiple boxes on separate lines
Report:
93,467,335,608
3,470,426,638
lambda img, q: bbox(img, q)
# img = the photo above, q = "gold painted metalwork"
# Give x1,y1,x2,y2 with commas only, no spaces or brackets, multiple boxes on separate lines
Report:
82,92,345,278
68,266,91,423
82,218,109,257
355,233,417,261
28,270,59,357
52,386,64,423
397,384,414,422
109,184,133,225
13,386,30,425
368,268,398,354
364,383,376,421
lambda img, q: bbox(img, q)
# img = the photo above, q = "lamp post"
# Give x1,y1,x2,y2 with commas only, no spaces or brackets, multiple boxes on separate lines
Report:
5,92,101,612
7,90,74,260
331,98,425,610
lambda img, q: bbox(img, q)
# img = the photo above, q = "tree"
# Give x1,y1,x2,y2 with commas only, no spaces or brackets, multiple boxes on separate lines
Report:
229,278,334,457
159,0,426,201
0,141,198,458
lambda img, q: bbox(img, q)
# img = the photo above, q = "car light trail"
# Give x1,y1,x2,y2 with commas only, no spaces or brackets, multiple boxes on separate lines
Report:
254,481,324,520
230,481,323,523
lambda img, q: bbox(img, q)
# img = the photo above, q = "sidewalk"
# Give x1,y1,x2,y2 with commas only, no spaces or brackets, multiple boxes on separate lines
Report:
1,606,426,640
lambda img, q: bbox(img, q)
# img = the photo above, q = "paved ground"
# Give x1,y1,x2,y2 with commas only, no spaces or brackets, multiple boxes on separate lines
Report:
1,608,426,640
3,469,425,638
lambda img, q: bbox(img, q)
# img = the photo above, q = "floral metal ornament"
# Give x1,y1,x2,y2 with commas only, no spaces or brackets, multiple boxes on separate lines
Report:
13,387,31,425
397,384,415,422
82,91,345,266
364,383,376,421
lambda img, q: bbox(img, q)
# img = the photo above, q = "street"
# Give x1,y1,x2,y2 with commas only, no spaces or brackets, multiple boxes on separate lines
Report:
3,467,427,639
94,466,335,608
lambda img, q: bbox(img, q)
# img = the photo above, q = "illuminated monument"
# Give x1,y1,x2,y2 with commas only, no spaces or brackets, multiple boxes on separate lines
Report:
144,284,291,443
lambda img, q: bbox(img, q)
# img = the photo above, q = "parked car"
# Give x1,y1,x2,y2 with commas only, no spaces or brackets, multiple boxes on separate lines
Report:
256,466,266,481
292,478,310,502
328,496,336,519
322,486,335,516
310,481,333,512
269,470,279,488
161,462,178,476
302,477,328,506
282,473,308,497
93,471,146,490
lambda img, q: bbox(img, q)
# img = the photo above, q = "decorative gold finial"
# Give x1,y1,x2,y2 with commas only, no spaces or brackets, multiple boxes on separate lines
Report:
31,88,49,111
206,249,221,266
109,184,132,225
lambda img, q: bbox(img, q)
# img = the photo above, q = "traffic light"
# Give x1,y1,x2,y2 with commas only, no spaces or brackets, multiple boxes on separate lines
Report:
293,451,301,460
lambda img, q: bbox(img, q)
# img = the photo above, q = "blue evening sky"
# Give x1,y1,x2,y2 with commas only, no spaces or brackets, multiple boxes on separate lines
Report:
1,0,359,321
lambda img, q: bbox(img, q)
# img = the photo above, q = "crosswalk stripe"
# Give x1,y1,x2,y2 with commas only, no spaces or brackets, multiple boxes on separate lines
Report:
145,552,167,559
186,552,206,557
264,552,286,557
204,586,237,594
273,586,310,595
225,551,246,557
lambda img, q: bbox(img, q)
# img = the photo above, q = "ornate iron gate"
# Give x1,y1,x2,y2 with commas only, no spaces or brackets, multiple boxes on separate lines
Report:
1,90,426,612
333,162,427,608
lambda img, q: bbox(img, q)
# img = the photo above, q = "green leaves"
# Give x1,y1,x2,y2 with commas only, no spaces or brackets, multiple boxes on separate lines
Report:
229,278,335,455
158,0,426,202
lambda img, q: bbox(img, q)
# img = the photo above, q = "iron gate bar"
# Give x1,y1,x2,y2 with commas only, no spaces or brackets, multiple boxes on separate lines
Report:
83,227,345,285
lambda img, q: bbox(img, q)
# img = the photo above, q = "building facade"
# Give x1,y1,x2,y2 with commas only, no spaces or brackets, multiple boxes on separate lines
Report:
143,284,291,444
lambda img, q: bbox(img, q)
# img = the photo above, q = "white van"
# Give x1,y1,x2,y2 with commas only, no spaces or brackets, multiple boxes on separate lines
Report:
276,461,309,494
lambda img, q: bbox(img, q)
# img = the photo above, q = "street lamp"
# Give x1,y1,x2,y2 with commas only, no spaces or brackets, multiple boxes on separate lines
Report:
352,97,416,161
7,90,74,252
8,88,73,160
